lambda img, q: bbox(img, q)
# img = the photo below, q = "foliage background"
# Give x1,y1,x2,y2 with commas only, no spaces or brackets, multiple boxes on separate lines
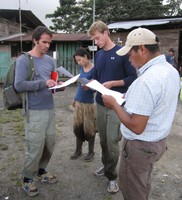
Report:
46,0,182,33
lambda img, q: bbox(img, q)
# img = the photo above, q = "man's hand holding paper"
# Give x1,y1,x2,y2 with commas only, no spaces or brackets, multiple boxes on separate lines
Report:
86,80,125,106
102,95,118,109
49,74,80,89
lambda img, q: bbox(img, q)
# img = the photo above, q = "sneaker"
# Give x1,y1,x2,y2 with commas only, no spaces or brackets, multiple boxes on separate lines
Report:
70,151,82,160
94,166,104,176
107,180,119,193
22,180,39,197
36,172,58,184
84,152,95,162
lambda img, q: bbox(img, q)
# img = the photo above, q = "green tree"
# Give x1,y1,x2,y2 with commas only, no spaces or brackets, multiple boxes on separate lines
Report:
46,0,182,33
46,0,93,33
165,0,182,15
119,0,169,18
46,0,78,33
94,0,124,23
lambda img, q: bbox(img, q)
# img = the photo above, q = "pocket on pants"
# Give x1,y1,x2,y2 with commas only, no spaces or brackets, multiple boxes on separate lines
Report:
127,140,159,172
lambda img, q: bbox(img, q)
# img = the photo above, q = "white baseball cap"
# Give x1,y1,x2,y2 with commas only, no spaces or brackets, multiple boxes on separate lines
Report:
116,27,158,56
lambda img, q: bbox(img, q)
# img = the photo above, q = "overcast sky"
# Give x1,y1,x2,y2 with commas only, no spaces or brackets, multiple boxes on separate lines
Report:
1,0,60,27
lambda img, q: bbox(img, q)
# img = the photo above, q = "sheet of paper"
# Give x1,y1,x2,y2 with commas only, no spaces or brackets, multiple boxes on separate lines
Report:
56,66,74,78
49,74,80,89
77,77,90,85
86,80,125,105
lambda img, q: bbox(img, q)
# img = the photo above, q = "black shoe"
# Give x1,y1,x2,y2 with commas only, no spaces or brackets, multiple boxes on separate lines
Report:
84,152,95,162
70,151,82,160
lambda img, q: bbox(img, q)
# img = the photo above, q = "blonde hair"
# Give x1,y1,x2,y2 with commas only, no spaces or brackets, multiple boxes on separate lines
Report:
88,20,110,36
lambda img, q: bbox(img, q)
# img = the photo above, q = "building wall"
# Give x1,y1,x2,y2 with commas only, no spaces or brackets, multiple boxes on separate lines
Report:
0,45,9,52
57,42,89,76
0,18,20,37
0,45,11,82
111,29,181,60
156,29,180,58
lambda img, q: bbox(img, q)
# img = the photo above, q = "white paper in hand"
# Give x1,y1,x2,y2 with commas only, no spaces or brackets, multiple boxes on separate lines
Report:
49,74,80,89
86,80,125,105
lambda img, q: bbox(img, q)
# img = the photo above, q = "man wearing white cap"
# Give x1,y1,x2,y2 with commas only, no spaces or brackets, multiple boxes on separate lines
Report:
102,27,180,200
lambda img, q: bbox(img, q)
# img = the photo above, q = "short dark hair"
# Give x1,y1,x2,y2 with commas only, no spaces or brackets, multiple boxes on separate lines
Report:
168,48,175,54
32,26,52,41
73,48,91,61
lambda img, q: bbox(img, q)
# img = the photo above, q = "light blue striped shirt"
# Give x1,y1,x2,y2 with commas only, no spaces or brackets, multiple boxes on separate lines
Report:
120,55,180,142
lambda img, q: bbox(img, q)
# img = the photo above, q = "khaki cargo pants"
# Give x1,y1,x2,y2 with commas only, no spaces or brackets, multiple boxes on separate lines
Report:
22,109,55,179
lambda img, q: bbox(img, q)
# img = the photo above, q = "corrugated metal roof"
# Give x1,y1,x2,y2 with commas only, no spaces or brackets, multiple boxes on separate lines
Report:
1,33,91,42
108,17,182,30
52,33,91,41
0,33,26,41
0,9,45,29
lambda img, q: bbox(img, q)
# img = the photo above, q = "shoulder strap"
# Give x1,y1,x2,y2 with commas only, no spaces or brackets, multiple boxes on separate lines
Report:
19,52,35,121
20,52,35,80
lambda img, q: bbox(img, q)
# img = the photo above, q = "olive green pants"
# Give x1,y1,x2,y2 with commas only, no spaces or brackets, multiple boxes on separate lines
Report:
96,103,122,181
22,109,55,179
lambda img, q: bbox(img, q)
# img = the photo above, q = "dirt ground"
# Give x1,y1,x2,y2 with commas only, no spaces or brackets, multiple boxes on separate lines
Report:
0,85,182,200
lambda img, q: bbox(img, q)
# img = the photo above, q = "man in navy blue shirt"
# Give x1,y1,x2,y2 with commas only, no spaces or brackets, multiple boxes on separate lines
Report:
88,20,137,194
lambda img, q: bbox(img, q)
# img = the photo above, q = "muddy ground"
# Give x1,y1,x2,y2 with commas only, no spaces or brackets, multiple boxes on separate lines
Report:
0,85,182,200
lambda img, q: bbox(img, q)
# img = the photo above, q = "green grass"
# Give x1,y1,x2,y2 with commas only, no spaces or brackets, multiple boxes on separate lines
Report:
0,108,24,135
0,109,23,123
0,143,8,150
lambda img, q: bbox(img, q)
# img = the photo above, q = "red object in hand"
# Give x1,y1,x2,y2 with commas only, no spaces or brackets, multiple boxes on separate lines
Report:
51,71,58,94
51,71,58,82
